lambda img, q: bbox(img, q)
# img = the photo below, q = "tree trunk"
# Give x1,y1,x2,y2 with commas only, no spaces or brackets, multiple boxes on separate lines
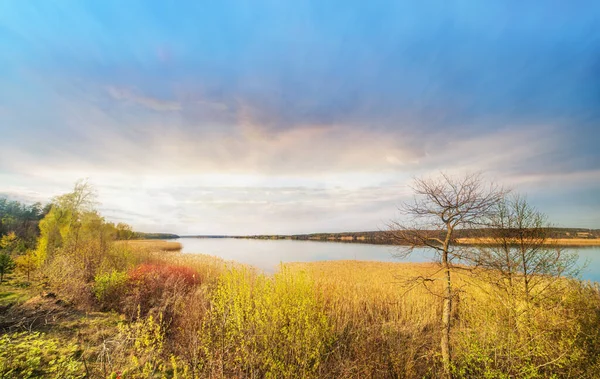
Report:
441,249,453,378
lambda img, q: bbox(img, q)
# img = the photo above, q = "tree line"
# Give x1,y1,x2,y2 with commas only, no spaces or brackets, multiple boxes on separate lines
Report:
0,181,159,283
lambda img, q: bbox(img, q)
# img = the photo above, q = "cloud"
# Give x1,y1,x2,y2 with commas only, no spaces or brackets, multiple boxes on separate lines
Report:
106,86,181,111
1,1,599,232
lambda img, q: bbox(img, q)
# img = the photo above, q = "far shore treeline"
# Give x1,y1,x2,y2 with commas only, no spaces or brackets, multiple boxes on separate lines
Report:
187,228,600,246
3,195,598,247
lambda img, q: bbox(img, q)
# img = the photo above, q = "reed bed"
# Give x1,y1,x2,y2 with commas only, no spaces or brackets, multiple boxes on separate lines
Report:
116,239,183,252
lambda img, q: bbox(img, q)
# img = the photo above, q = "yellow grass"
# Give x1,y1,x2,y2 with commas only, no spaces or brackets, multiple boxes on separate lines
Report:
283,260,490,376
286,260,447,329
456,237,600,246
116,239,183,251
152,250,251,284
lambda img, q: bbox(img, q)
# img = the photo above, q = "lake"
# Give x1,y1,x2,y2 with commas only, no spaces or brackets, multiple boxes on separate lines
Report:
176,238,600,282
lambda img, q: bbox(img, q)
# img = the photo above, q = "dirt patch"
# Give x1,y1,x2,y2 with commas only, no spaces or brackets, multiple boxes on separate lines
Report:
0,293,84,333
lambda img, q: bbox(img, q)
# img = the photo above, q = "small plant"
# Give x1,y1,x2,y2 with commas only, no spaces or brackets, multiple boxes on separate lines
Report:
113,313,167,378
0,332,84,378
129,264,199,287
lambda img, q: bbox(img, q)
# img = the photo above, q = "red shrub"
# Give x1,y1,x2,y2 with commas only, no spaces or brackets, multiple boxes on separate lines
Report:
123,264,200,319
129,264,199,287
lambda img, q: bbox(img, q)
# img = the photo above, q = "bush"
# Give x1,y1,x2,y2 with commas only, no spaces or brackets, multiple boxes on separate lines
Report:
94,271,128,310
123,264,200,319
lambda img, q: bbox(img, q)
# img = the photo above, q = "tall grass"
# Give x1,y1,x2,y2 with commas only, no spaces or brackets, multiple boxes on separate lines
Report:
10,236,600,378
116,239,183,252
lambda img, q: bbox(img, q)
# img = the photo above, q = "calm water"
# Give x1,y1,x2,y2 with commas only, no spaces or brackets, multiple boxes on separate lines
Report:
176,238,600,282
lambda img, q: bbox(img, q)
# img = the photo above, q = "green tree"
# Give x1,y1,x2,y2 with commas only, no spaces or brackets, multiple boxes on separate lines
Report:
0,233,19,282
0,252,15,282
35,180,96,266
0,198,48,248
116,222,134,240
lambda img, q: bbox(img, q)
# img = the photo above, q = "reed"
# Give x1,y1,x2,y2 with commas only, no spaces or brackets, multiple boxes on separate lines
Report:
116,239,183,252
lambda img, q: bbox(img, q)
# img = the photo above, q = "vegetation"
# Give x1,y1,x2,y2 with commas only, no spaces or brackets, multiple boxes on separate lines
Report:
0,179,599,378
117,240,183,252
388,172,507,377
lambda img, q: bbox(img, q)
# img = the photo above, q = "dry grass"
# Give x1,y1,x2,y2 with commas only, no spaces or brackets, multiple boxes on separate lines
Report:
282,260,600,378
116,239,183,252
456,237,600,246
284,260,465,376
286,260,445,326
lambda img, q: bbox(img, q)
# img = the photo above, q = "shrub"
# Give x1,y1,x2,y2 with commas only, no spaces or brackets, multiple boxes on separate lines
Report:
123,264,200,319
94,271,129,310
129,264,199,288
44,254,95,307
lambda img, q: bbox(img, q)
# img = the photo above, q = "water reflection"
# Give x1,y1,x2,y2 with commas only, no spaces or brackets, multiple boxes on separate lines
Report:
176,238,600,282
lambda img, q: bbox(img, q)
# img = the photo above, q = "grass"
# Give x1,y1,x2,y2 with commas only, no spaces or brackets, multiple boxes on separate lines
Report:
116,239,183,252
3,242,600,378
0,273,38,308
286,260,443,325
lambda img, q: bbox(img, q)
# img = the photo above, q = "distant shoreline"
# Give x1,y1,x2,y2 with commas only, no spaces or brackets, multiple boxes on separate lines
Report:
179,228,600,247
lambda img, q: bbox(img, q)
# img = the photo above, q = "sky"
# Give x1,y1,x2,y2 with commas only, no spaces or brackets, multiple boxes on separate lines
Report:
0,1,599,235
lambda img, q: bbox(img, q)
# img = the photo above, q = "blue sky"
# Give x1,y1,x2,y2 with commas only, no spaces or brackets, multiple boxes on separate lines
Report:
1,1,599,234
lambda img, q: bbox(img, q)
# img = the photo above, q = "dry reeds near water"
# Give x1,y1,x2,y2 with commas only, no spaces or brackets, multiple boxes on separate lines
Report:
5,238,600,378
116,239,183,251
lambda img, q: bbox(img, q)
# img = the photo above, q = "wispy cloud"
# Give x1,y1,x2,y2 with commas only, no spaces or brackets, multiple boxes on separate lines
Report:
107,86,181,111
0,1,598,232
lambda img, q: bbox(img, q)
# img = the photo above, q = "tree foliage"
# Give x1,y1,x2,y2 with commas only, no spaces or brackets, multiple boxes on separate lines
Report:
0,198,48,250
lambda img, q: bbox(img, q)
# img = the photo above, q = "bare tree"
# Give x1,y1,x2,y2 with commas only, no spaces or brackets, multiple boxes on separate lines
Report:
388,172,506,378
468,194,581,374
475,194,579,307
